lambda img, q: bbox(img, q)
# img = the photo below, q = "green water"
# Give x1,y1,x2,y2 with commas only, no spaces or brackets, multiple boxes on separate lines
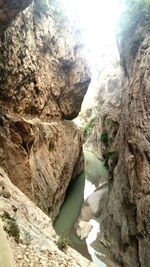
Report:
54,171,88,257
84,151,108,184
54,150,108,259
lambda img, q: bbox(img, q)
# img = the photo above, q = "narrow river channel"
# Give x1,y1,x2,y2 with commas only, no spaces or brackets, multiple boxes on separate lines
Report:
54,150,110,266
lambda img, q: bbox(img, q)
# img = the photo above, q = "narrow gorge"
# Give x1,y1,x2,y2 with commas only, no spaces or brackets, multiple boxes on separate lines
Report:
0,1,150,267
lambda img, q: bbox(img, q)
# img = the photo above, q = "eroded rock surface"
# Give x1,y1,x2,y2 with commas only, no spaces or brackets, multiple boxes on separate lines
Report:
0,167,95,267
0,112,84,220
0,1,90,120
0,1,90,220
84,58,123,160
99,31,150,267
0,0,32,32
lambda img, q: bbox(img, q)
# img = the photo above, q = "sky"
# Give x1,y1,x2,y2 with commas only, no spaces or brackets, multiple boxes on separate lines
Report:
61,0,121,65
61,0,122,111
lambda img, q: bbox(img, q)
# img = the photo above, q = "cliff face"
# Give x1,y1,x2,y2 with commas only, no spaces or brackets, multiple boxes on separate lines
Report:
0,114,84,220
99,29,150,266
0,167,94,267
0,0,91,220
0,1,90,120
84,59,123,160
0,0,32,32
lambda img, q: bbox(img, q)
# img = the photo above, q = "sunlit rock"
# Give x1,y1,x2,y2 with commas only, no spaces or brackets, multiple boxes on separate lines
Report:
0,167,95,267
0,0,91,220
76,220,93,240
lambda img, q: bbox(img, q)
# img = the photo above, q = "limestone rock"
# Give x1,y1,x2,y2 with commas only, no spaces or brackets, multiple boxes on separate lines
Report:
0,0,91,220
0,0,32,32
85,59,123,159
0,167,95,267
76,183,108,240
0,113,84,220
76,220,93,240
0,220,16,267
99,31,150,266
0,1,91,120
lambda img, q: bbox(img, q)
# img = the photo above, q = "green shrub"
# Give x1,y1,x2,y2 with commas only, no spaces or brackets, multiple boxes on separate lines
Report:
102,150,119,167
83,117,96,141
1,211,20,243
100,131,109,148
85,108,92,118
57,236,70,251
8,220,20,242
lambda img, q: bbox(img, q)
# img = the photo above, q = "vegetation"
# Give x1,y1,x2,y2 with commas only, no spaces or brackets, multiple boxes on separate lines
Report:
57,236,70,251
83,117,96,141
85,108,92,118
1,211,20,243
102,150,119,168
118,0,150,57
100,131,109,148
118,0,150,38
100,131,119,167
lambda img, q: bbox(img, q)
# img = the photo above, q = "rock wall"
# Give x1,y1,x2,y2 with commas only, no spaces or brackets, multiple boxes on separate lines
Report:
0,0,32,32
0,167,95,267
85,58,123,161
99,29,150,266
0,220,16,267
0,0,91,220
0,1,90,120
0,113,84,220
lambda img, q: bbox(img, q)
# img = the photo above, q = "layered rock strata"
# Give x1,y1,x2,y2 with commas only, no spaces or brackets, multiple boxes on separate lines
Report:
0,0,91,219
99,31,150,267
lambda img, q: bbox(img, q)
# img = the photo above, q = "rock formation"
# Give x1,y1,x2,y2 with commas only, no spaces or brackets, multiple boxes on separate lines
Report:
0,219,16,267
0,166,95,267
0,0,32,32
96,23,150,267
0,0,91,220
84,56,123,160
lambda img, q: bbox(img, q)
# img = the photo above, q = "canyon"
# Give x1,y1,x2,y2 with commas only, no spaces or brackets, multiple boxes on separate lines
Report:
0,1,150,267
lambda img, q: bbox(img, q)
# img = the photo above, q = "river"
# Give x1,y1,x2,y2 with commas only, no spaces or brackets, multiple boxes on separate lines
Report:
54,150,110,266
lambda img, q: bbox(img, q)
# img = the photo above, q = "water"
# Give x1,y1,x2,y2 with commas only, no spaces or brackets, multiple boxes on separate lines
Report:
54,150,109,264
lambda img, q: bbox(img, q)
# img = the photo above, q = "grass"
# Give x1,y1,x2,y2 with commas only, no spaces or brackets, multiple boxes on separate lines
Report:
83,117,96,141
100,131,119,168
1,211,20,243
85,108,92,118
57,236,70,251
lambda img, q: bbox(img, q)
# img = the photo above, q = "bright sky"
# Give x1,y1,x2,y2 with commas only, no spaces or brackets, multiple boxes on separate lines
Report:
61,0,122,111
61,0,121,65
